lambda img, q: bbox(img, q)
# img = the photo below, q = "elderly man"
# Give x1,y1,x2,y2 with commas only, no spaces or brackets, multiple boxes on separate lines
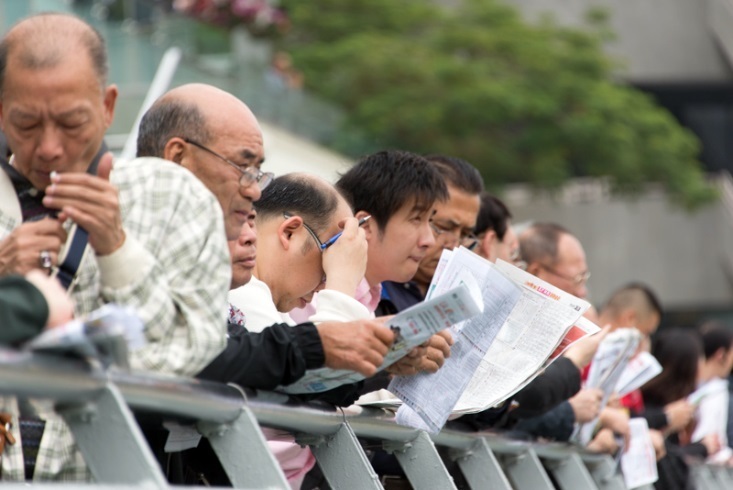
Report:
137,84,399,385
0,13,231,480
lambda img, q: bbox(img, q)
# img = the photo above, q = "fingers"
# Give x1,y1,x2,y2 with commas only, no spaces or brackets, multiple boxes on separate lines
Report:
0,220,67,275
96,152,115,181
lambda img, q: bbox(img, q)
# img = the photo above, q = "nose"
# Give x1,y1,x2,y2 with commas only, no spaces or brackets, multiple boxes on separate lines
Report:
574,283,588,300
441,232,460,251
239,221,257,246
240,180,262,202
418,221,436,249
37,124,63,162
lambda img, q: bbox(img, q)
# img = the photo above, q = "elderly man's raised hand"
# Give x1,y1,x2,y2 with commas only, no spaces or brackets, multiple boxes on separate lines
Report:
25,270,75,328
317,319,394,377
43,152,126,256
322,217,368,298
0,218,66,275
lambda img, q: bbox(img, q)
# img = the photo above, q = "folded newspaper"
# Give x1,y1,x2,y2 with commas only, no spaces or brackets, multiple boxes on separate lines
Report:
573,327,642,445
389,248,597,433
22,304,146,368
277,283,484,394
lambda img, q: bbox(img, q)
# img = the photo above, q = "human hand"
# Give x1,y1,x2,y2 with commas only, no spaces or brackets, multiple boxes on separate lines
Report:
586,428,619,454
569,388,603,423
43,152,125,256
322,217,368,297
414,330,454,373
0,413,15,456
25,270,75,328
649,429,667,461
317,319,394,377
386,344,426,376
701,433,721,457
563,325,610,370
664,399,695,433
599,407,630,450
0,219,66,275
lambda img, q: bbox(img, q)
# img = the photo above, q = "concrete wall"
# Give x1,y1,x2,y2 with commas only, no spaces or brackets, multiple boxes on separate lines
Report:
506,0,733,84
504,179,733,310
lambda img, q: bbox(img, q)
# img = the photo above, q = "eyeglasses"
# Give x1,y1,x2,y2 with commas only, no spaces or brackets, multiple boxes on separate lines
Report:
283,212,325,251
539,263,591,285
283,212,327,284
429,220,478,250
184,138,274,189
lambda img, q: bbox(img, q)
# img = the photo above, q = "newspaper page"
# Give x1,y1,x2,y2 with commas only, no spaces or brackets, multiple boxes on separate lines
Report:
690,378,731,463
451,258,590,414
278,284,483,394
452,316,601,416
621,418,658,488
615,351,662,397
574,328,641,445
390,249,522,433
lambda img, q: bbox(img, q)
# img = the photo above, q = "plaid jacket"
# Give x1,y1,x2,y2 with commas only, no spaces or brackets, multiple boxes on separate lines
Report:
0,157,231,481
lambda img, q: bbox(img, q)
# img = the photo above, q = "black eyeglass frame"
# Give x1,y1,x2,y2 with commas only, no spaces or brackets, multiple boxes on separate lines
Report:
184,138,274,189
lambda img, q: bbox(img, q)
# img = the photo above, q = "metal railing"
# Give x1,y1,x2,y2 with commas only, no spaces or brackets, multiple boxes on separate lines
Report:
0,350,731,489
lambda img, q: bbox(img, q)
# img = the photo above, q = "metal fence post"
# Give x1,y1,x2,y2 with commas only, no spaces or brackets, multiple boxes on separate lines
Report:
541,452,599,490
307,422,383,490
386,431,457,490
451,437,512,490
57,383,169,487
581,454,627,490
199,406,289,489
499,447,555,490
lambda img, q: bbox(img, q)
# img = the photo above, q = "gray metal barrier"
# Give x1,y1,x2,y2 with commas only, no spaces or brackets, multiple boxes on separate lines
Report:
0,350,729,489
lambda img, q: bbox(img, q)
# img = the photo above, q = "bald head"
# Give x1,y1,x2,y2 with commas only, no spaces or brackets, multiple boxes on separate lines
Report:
0,13,108,97
137,83,260,158
256,172,343,237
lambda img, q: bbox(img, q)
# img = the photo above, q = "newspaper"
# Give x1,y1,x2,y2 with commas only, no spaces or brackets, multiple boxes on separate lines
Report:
621,418,658,488
390,249,522,433
450,257,590,414
574,328,642,445
278,283,483,394
690,377,731,463
615,351,662,397
23,304,146,368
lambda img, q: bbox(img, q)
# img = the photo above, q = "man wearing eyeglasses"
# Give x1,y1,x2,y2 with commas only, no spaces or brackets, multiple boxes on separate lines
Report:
377,154,483,315
0,14,231,481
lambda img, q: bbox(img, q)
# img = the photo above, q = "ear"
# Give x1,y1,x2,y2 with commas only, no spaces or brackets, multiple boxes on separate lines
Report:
102,84,118,129
526,261,541,277
277,215,303,251
163,137,188,164
619,308,637,329
714,347,728,365
355,210,374,239
480,230,497,257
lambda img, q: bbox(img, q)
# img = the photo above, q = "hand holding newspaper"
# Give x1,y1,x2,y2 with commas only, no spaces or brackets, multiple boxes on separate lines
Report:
389,248,595,433
278,283,483,394
574,328,642,445
621,418,658,488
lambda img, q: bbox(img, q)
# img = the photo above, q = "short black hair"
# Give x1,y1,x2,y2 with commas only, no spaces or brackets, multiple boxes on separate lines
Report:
256,173,340,237
698,321,733,360
137,98,211,157
603,282,663,319
336,150,448,231
475,193,512,239
424,154,483,195
642,328,702,405
519,222,571,265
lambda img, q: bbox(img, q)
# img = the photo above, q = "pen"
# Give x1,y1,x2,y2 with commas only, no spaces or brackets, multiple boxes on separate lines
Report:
321,215,371,250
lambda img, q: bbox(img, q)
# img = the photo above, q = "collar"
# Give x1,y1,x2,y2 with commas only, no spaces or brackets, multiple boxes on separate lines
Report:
355,278,382,314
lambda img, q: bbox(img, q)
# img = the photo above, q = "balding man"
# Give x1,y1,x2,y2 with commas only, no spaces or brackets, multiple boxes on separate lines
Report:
519,222,591,299
0,14,230,480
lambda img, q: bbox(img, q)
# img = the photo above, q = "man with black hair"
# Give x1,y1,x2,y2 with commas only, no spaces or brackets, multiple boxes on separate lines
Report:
376,154,483,315
599,282,663,337
473,192,519,264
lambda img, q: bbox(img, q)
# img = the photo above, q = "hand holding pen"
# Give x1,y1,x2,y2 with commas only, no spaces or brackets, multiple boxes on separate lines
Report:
321,216,370,297
321,215,371,250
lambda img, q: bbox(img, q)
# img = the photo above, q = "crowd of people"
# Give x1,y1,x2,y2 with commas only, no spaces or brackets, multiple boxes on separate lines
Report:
0,12,732,490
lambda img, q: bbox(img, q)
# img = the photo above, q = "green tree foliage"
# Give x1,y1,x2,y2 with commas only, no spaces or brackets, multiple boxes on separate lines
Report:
281,0,714,207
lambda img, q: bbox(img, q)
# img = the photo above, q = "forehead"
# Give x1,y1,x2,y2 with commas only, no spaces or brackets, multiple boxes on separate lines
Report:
2,51,103,106
556,234,587,268
206,102,264,162
434,187,480,223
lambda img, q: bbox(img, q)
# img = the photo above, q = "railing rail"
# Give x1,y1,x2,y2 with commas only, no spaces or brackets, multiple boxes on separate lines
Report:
0,349,729,489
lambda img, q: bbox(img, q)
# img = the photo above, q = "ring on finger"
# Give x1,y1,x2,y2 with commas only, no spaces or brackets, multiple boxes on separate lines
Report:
39,250,52,270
